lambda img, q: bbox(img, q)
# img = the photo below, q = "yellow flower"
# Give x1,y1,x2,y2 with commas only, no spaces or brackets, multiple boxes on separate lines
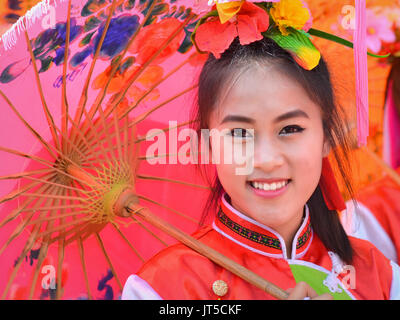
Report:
215,0,245,24
270,0,311,36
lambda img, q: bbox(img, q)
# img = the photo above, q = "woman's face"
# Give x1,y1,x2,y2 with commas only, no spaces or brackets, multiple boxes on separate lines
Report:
208,64,330,238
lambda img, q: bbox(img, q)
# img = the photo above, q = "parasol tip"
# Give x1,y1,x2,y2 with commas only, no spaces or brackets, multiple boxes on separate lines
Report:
114,189,140,218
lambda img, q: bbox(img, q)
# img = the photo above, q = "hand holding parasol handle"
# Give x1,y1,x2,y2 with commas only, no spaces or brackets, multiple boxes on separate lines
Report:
121,194,289,300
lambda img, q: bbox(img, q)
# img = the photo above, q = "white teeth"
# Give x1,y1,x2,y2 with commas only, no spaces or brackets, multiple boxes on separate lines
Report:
250,180,288,191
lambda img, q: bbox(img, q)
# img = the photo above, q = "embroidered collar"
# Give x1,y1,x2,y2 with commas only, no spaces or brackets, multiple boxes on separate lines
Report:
212,192,313,260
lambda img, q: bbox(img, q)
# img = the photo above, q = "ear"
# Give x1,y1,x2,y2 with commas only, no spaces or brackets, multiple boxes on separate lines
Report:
322,139,331,158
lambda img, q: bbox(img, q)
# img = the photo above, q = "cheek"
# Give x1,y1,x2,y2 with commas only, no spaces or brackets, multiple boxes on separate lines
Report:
215,162,243,186
287,135,324,182
211,135,251,181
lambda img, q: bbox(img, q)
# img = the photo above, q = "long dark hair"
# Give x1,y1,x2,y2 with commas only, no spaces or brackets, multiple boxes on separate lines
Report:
190,36,356,264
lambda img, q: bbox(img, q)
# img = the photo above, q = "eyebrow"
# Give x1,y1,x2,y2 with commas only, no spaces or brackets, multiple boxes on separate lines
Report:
220,109,310,125
220,115,255,125
273,109,310,123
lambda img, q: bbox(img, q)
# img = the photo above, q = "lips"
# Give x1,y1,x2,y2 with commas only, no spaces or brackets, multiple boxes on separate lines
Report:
250,180,289,191
248,178,291,191
247,178,291,198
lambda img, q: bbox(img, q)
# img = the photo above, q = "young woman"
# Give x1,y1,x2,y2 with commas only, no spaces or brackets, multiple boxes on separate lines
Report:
122,1,400,300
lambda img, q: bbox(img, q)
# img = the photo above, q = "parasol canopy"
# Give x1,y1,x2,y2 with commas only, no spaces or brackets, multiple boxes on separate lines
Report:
0,0,214,300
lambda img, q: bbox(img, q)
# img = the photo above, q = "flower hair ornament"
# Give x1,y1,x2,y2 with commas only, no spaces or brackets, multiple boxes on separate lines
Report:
190,0,388,140
190,0,389,211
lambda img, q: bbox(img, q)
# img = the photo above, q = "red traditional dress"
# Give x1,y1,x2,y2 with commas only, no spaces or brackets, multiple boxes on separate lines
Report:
341,167,400,264
122,192,400,300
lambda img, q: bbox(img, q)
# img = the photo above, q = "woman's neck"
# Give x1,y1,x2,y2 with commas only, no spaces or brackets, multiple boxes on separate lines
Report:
229,196,305,258
277,213,305,258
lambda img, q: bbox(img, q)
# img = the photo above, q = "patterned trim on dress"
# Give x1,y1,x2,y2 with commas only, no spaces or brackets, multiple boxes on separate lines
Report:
217,207,311,251
217,208,282,250
296,223,312,249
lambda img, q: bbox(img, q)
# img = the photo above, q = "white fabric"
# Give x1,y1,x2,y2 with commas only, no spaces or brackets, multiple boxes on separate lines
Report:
121,275,163,300
323,251,345,294
341,200,398,263
390,261,400,300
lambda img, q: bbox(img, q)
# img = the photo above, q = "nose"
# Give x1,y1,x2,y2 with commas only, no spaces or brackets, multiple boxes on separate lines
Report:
251,136,285,172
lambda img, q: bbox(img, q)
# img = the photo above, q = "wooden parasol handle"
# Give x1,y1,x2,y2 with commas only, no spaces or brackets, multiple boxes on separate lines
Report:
125,202,289,300
66,165,289,299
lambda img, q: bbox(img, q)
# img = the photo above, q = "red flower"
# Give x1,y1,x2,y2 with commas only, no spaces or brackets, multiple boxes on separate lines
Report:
129,18,186,65
194,2,270,59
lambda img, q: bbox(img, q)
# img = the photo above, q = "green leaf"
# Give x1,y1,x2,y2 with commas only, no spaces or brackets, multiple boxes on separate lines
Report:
84,16,102,32
178,28,194,54
308,28,391,58
39,56,53,73
143,3,169,27
264,27,321,70
80,31,96,46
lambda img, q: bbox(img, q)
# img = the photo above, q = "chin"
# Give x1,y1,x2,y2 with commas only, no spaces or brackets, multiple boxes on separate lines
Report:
248,207,287,225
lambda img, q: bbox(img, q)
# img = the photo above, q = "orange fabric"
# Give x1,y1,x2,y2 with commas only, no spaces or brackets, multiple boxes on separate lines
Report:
355,167,400,261
137,227,392,299
136,195,393,300
138,226,297,300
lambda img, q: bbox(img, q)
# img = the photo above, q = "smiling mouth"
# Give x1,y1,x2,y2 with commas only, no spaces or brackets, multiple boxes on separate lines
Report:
248,180,291,192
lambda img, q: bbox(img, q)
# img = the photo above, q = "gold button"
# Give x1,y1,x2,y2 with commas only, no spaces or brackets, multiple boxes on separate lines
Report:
212,280,228,297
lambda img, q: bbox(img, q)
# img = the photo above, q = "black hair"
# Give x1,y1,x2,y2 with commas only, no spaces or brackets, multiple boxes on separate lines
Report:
190,36,356,264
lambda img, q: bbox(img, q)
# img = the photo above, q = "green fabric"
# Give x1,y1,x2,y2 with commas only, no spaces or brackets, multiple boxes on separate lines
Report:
289,263,353,300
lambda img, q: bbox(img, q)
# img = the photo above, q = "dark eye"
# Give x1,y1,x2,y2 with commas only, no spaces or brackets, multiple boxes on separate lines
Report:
280,125,305,136
230,128,253,138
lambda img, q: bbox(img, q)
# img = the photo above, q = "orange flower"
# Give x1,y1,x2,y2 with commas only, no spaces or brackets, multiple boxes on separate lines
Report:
127,85,160,103
135,65,164,87
93,60,164,93
94,61,163,117
129,18,186,65
105,94,131,117
194,2,269,59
